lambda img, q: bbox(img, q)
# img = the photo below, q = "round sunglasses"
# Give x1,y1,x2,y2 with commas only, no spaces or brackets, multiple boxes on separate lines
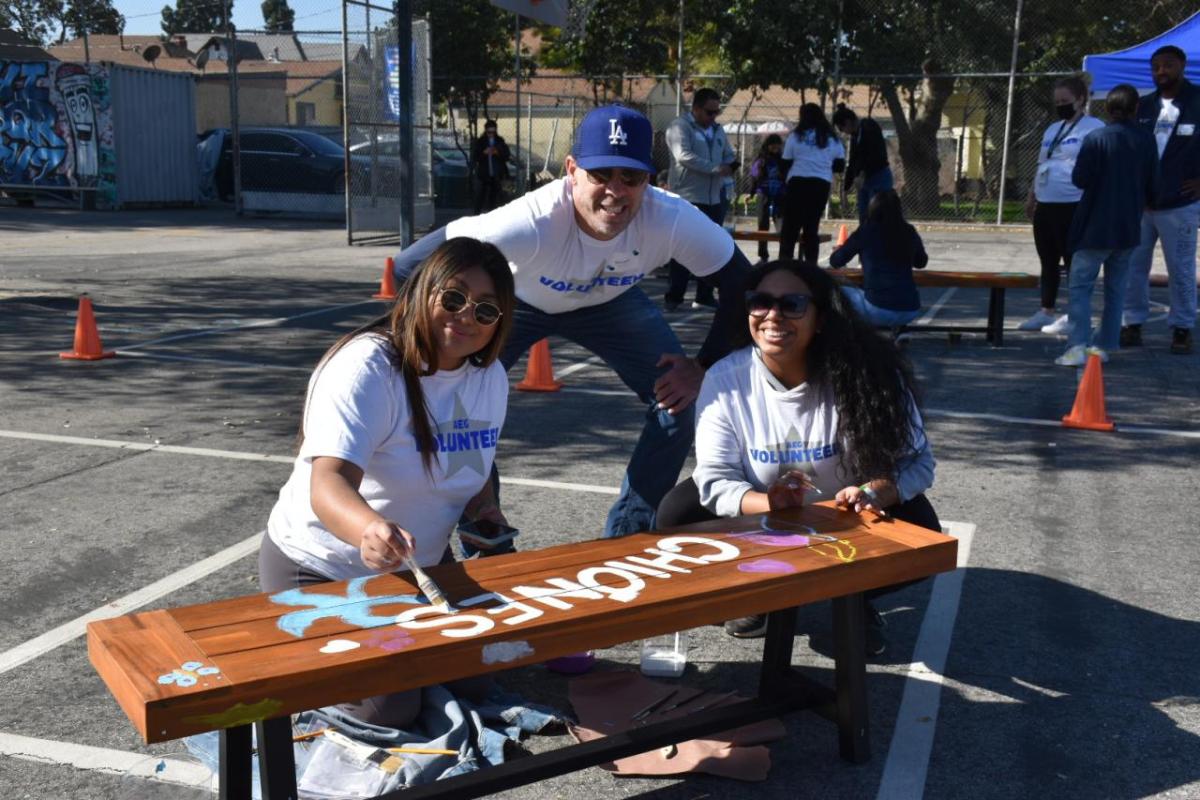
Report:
437,288,503,326
745,290,812,319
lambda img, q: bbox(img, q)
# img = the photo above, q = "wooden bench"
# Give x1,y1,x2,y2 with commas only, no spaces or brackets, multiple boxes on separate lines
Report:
89,505,957,800
730,229,832,245
830,268,1039,346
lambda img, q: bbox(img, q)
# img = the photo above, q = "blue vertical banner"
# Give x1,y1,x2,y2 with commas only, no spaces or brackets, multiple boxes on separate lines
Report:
384,45,401,121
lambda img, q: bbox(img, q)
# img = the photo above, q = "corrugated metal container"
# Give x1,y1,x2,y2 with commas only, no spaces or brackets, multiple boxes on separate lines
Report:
109,64,198,205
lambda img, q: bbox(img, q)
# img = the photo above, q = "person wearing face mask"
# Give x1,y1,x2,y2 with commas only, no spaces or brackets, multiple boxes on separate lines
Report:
1019,76,1106,335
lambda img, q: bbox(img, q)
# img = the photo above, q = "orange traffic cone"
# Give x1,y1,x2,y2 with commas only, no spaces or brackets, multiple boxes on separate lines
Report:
834,224,849,248
516,339,563,392
373,257,398,300
1062,350,1114,431
59,296,115,361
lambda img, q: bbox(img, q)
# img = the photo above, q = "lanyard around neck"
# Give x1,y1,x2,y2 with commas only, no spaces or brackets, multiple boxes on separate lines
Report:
1047,117,1081,159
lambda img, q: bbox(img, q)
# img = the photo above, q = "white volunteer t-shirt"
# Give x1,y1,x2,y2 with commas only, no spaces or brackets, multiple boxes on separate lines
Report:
783,129,846,183
445,178,734,314
267,334,508,581
1034,115,1105,203
1155,97,1181,157
693,347,931,517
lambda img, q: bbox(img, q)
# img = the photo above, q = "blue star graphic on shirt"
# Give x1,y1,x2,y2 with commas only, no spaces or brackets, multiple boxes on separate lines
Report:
434,393,492,478
271,576,424,638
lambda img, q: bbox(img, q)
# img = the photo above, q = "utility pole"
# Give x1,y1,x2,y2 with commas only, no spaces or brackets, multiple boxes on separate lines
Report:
224,0,242,216
997,0,1024,226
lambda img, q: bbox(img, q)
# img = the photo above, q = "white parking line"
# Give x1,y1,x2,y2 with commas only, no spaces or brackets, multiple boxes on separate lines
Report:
0,532,264,676
0,731,213,789
117,300,377,351
876,520,976,800
915,287,956,325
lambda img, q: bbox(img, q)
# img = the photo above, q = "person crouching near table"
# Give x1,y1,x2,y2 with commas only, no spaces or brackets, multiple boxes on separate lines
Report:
258,237,516,727
656,260,939,654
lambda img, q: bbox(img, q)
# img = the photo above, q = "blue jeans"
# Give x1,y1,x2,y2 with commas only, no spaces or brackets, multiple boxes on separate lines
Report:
840,286,920,326
1122,201,1199,330
501,287,695,538
857,167,894,225
1068,247,1135,351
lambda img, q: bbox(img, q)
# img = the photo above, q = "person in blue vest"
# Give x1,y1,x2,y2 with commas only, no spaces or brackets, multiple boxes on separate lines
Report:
392,105,752,539
1056,84,1159,366
1121,45,1200,355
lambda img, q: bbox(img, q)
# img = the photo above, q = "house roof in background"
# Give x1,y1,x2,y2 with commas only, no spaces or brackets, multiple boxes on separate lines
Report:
47,35,196,69
0,28,54,60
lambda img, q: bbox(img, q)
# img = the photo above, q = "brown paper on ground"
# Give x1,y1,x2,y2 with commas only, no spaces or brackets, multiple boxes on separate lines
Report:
566,670,786,780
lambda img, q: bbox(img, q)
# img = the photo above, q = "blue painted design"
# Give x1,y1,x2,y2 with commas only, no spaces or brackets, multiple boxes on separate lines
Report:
182,661,203,671
158,674,177,685
176,674,197,687
197,666,220,675
271,576,424,638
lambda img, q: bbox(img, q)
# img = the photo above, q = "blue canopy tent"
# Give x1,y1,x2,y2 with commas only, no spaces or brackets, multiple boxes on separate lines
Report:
1084,12,1200,93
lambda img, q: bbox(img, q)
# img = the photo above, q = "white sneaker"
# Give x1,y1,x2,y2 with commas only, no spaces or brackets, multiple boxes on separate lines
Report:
1018,310,1057,331
1041,315,1072,335
1055,345,1107,367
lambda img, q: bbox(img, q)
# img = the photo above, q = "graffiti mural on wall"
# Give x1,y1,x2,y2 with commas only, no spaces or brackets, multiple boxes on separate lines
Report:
0,61,117,204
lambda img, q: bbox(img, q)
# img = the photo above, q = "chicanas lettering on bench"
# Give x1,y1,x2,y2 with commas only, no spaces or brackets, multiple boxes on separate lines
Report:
538,273,645,293
272,535,742,641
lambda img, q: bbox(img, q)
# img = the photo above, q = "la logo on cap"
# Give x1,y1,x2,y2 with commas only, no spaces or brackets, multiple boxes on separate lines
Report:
608,119,628,146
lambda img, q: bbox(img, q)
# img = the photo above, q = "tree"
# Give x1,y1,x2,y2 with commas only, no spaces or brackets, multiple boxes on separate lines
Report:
412,0,535,144
2,0,61,45
161,0,232,36
538,0,675,103
59,0,125,41
260,0,294,33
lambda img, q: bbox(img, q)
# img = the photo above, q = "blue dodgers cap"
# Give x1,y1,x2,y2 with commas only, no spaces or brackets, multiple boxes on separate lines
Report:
572,105,655,173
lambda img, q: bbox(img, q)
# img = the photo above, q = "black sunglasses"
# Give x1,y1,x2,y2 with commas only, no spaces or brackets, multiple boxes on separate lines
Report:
583,167,650,188
438,288,503,326
745,291,812,319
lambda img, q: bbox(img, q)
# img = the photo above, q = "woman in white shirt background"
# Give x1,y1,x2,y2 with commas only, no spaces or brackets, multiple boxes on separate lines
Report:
259,236,516,727
780,103,847,265
657,260,937,651
1020,75,1106,334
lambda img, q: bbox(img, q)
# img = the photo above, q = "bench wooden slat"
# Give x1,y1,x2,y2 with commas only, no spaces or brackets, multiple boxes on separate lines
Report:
730,230,831,244
829,267,1038,289
89,504,957,744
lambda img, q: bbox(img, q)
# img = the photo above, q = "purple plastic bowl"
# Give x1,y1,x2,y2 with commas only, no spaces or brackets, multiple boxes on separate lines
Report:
544,651,596,675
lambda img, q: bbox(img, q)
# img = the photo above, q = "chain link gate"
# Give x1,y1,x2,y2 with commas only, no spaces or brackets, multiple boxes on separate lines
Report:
342,2,432,245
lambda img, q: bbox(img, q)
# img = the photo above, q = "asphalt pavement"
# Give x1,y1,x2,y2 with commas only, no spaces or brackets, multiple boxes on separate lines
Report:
0,206,1197,799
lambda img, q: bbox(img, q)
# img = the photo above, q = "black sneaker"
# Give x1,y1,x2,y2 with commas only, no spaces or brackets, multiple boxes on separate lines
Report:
865,601,887,657
1171,327,1193,354
724,614,768,639
1119,324,1142,347
664,299,681,312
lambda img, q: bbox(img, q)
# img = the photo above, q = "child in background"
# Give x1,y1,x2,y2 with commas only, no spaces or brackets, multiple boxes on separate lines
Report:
830,189,928,327
749,134,786,262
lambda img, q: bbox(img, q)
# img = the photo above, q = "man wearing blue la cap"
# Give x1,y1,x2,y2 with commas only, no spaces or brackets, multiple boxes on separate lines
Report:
393,105,751,538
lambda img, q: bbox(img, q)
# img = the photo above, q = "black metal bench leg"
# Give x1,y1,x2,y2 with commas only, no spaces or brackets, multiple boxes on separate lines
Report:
987,288,1006,346
219,725,253,800
256,716,298,800
832,593,870,763
758,606,798,698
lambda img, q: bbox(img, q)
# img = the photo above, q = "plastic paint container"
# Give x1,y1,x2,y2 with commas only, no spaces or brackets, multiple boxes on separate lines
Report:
639,632,687,678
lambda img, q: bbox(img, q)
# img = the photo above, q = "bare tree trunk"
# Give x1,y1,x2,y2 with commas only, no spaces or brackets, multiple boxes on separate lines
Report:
879,60,955,217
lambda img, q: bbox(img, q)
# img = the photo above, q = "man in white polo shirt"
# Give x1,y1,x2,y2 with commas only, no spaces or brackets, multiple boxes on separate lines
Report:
394,105,751,538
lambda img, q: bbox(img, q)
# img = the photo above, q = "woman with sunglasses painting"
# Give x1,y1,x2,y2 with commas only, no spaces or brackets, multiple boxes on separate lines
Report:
657,260,938,650
257,237,515,727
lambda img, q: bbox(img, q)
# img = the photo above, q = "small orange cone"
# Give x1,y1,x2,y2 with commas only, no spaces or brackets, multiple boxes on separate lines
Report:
59,296,115,361
373,257,398,300
1062,350,1114,431
834,224,849,248
516,339,563,392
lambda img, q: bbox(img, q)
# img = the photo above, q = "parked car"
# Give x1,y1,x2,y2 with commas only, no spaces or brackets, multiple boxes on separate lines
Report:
349,133,472,208
201,127,396,199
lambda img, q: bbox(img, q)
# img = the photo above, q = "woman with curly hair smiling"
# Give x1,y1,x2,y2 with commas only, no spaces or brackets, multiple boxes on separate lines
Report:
657,259,938,651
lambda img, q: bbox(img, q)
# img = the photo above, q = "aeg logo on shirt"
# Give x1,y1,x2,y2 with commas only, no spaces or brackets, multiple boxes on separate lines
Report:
609,119,628,146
